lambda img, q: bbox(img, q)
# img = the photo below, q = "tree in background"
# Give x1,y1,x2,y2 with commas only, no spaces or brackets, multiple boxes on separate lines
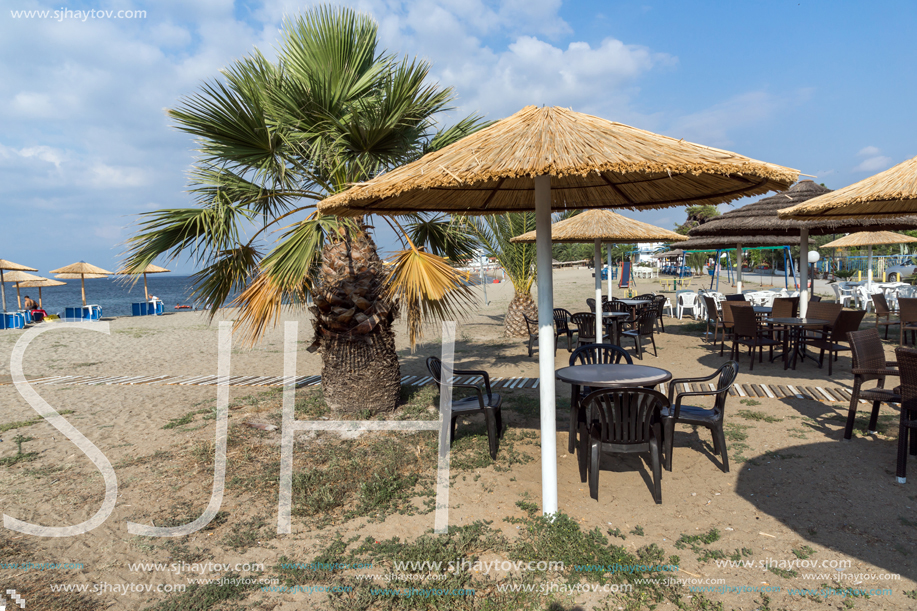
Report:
123,6,483,414
462,213,538,337
675,204,720,235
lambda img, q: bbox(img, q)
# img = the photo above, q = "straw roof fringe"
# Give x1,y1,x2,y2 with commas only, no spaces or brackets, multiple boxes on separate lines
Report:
779,154,917,219
116,263,171,274
54,273,109,280
688,180,917,237
510,209,687,244
51,261,114,275
1,271,44,283
319,106,798,217
0,259,37,272
821,231,917,249
679,235,815,251
16,278,65,288
655,250,684,258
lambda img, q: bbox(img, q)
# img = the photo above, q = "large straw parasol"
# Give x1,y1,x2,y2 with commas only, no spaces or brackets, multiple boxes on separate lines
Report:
318,105,798,515
116,263,171,300
511,209,687,341
688,180,917,314
50,261,113,306
820,231,917,287
1,270,45,309
779,154,917,219
15,277,66,308
0,259,38,314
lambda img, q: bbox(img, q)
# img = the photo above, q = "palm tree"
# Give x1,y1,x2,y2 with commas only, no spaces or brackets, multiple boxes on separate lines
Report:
122,6,482,413
462,213,538,337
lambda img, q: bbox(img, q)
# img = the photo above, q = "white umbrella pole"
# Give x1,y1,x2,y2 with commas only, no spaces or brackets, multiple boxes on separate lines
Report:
16,283,22,309
1,269,6,314
594,239,603,343
81,274,87,307
735,242,743,294
606,243,613,302
535,175,557,516
799,228,809,319
867,245,873,289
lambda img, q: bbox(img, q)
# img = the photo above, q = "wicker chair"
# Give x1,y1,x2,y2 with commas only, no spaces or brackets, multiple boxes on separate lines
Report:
570,312,597,348
873,292,899,339
566,343,633,453
664,361,739,472
892,346,917,483
731,305,780,371
899,298,917,346
426,356,503,459
719,302,749,356
621,308,657,359
702,295,724,344
578,387,667,504
804,309,866,375
844,329,901,440
553,308,575,352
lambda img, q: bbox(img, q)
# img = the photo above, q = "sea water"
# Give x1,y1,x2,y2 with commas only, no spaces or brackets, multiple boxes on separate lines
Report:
3,276,204,318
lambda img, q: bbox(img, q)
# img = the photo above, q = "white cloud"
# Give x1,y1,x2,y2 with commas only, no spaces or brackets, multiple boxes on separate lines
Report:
89,164,151,188
668,91,783,148
18,145,67,168
857,145,881,157
853,155,892,173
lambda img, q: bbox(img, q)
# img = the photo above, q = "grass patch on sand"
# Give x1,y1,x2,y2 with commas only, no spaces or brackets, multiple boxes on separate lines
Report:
0,409,75,433
737,409,782,423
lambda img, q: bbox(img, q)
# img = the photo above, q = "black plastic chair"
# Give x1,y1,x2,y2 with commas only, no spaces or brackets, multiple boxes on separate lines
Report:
426,357,503,459
578,387,668,504
566,343,633,453
804,308,866,375
621,309,657,359
653,294,667,333
570,312,596,347
553,308,574,352
663,361,739,473
731,305,780,371
522,313,555,357
586,298,597,312
725,294,747,302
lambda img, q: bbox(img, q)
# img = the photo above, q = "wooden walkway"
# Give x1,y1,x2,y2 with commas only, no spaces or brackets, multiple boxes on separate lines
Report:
0,375,865,403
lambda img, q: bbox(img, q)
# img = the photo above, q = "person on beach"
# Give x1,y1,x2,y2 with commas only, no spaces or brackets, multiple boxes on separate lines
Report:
24,295,37,310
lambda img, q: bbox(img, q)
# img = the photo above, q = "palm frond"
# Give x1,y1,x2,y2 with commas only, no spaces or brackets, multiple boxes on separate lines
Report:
404,213,479,263
189,244,262,317
462,213,538,293
385,248,477,347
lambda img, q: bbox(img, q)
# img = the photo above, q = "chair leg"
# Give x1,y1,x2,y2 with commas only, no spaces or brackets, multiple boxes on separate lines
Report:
528,335,534,357
898,415,909,483
818,348,825,370
635,336,642,360
714,424,729,473
450,415,458,446
588,439,601,500
578,422,589,483
568,389,578,454
844,382,861,440
495,407,504,438
868,400,882,434
664,417,675,471
650,335,657,357
485,409,499,460
828,349,834,376
649,436,662,504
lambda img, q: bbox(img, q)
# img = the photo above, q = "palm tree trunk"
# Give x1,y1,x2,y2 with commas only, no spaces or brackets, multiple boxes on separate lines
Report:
310,222,400,414
504,290,537,337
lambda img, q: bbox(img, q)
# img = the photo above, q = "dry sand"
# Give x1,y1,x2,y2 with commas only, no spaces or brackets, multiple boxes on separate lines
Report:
0,267,914,610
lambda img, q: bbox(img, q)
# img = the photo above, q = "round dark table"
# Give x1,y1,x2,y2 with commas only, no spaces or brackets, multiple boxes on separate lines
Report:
601,311,631,344
556,363,672,388
753,306,772,314
763,317,829,370
615,298,648,307
556,363,672,453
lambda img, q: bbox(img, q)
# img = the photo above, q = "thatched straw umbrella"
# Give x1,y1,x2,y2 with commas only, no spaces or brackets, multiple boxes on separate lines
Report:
116,263,171,300
654,249,684,258
16,277,66,308
511,209,686,341
50,262,113,306
0,259,38,315
688,180,917,315
779,154,917,219
820,231,917,287
1,271,45,309
318,105,797,515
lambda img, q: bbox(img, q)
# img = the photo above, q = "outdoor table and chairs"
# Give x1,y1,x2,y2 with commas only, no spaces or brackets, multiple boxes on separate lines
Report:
763,317,830,370
601,310,630,345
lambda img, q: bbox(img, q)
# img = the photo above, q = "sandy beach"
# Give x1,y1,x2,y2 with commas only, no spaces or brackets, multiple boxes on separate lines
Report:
0,267,914,610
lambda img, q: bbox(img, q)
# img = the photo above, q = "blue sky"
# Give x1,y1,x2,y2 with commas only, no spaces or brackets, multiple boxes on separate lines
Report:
1,1,915,275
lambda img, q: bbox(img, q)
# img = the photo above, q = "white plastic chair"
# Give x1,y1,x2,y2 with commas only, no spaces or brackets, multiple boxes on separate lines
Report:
831,283,854,308
676,292,699,319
